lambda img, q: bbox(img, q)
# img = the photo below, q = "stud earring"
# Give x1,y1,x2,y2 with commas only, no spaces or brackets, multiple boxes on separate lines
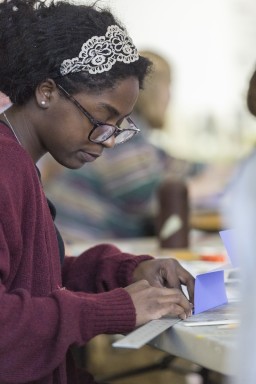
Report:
41,101,46,105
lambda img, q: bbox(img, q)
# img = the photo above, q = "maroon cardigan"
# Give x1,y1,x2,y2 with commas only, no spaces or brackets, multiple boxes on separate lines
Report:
0,122,152,384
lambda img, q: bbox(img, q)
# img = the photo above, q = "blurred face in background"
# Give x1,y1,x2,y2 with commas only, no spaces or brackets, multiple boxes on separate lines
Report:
247,69,256,117
134,51,171,128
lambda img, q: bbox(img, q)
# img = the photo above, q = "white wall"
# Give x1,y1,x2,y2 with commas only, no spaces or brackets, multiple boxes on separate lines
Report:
96,0,256,161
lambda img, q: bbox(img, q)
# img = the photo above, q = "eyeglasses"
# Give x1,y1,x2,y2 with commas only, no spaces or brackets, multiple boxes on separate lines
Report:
56,84,140,145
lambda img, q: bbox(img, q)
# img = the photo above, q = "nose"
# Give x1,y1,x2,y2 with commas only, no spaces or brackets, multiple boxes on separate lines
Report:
101,135,115,148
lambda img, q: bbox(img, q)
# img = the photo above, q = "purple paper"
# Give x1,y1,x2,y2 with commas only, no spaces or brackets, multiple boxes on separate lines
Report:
219,229,239,268
194,270,227,314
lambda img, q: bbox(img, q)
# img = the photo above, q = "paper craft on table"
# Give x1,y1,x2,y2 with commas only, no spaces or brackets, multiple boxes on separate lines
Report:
112,229,238,349
113,267,229,348
194,270,227,314
194,229,238,314
193,228,238,314
184,301,239,326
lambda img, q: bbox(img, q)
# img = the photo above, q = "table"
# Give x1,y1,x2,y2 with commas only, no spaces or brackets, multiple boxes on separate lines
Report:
150,307,238,376
69,230,225,259
190,211,223,232
69,234,238,377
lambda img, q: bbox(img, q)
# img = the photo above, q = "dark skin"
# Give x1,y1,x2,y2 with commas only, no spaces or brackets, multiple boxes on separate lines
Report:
129,259,194,325
0,77,194,326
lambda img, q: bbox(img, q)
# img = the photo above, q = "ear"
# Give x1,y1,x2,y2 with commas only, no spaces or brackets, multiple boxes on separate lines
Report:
35,79,58,109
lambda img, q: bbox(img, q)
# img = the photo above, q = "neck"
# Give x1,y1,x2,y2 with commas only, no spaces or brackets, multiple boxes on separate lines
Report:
3,110,22,145
0,105,47,163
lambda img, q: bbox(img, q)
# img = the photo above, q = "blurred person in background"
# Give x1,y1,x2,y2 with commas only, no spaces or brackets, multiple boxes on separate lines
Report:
227,67,256,384
42,50,201,242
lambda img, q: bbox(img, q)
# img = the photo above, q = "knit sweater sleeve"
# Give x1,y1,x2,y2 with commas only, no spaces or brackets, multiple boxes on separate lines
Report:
62,244,153,292
0,135,141,382
0,210,136,381
0,273,136,382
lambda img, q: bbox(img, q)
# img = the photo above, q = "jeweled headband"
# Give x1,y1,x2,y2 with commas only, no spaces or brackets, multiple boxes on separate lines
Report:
59,25,139,76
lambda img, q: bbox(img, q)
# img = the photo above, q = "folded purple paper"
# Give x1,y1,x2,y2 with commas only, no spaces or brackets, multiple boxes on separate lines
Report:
192,229,238,314
194,270,227,314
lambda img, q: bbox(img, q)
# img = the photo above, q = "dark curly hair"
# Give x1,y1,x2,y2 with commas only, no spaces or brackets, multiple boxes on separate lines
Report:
0,0,151,104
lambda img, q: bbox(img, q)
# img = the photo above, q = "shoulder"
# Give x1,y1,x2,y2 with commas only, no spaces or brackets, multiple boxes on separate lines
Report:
0,129,38,187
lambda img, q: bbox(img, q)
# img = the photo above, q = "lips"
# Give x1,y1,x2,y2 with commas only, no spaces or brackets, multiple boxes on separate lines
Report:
78,151,100,163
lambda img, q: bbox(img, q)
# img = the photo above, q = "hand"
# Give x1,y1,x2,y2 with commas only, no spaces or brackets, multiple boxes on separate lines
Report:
132,258,195,304
125,280,193,326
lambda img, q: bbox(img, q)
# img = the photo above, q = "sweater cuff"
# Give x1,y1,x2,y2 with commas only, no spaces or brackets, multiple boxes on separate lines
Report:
91,288,136,335
118,255,154,287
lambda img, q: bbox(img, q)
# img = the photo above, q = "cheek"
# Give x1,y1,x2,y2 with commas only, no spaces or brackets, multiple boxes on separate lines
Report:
53,117,91,147
47,139,84,169
51,104,90,140
44,124,85,162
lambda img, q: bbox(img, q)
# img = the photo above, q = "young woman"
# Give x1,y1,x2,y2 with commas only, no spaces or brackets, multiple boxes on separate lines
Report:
0,1,194,383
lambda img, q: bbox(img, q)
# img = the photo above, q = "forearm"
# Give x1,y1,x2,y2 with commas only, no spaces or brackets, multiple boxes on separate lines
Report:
62,243,153,292
0,284,135,382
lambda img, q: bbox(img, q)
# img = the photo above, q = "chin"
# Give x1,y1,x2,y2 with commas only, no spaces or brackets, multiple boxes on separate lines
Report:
58,159,85,170
67,162,87,170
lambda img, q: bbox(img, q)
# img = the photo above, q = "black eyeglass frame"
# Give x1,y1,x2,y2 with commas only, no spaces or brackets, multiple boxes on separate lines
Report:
56,84,140,144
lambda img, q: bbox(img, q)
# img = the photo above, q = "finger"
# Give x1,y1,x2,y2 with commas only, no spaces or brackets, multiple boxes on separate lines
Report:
151,276,166,289
157,261,195,306
156,300,190,320
155,259,183,290
176,266,195,304
164,267,183,291
166,260,195,300
125,279,150,293
184,277,195,304
156,288,193,317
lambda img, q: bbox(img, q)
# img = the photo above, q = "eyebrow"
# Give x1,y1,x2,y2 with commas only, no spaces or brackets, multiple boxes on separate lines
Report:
97,102,133,119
